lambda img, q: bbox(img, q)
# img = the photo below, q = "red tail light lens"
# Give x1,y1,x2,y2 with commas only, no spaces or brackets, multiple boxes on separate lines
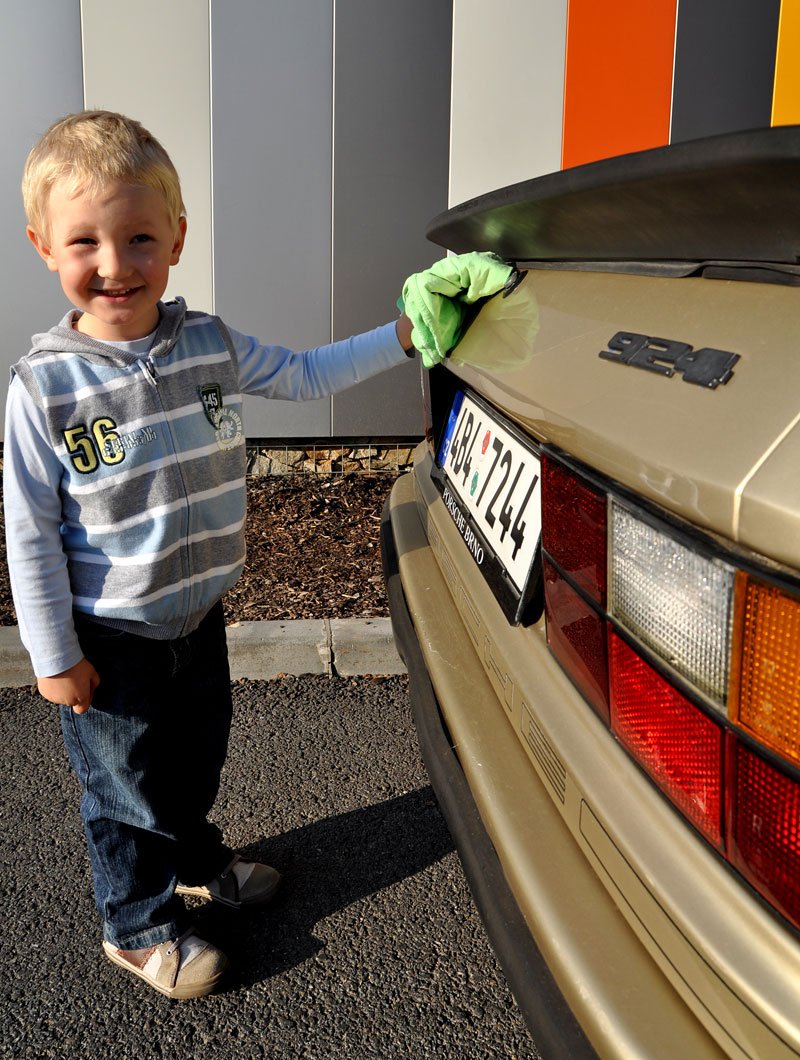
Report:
544,558,609,721
610,632,724,849
542,456,607,605
728,737,800,930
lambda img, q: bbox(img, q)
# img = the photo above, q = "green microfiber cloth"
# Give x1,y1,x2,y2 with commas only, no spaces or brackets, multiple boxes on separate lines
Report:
399,252,515,368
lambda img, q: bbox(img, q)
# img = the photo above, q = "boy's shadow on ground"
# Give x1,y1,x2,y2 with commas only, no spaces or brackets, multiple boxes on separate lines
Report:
191,785,455,989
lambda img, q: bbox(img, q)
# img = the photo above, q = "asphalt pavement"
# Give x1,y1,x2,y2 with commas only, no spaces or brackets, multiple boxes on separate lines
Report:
0,669,539,1059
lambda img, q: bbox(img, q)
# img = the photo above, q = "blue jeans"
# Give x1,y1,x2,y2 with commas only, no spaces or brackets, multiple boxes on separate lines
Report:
60,602,234,949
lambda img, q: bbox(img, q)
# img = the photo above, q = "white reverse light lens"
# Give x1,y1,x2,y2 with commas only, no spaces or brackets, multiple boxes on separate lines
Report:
609,503,735,707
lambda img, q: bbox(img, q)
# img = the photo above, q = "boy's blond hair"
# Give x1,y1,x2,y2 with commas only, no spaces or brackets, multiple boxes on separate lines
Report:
22,110,185,238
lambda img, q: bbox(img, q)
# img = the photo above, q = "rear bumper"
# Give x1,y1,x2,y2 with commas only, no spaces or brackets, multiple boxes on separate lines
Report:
381,463,753,1060
381,485,596,1060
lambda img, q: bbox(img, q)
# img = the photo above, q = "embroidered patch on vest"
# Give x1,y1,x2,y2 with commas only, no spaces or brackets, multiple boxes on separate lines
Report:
198,384,223,426
199,383,242,449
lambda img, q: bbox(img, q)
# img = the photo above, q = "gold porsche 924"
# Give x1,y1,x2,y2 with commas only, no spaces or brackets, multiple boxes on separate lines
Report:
382,127,800,1059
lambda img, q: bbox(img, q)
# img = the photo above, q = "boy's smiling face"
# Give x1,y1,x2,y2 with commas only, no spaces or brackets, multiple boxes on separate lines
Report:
29,180,187,342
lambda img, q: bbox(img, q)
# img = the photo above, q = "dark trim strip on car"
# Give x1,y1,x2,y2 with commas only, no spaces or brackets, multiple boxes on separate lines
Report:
381,500,598,1060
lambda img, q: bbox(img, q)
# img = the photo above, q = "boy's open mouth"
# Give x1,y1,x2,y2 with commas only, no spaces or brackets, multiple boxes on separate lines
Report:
94,287,141,299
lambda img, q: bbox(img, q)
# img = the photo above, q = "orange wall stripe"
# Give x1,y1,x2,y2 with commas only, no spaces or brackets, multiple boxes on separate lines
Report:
561,0,678,170
773,0,800,125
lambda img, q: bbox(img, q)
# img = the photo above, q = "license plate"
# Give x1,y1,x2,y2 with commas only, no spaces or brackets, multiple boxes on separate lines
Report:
436,390,542,622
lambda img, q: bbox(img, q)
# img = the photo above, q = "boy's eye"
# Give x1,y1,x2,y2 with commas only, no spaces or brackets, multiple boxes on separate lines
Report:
131,234,153,244
72,237,96,246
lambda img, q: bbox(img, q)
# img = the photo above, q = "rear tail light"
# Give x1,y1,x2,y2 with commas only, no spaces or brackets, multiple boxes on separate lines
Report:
610,632,723,848
542,457,607,605
609,502,735,707
729,738,800,928
544,558,609,721
730,574,800,766
540,446,800,930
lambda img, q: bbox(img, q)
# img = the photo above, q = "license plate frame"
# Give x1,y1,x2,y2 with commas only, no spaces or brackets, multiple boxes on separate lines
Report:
431,388,543,625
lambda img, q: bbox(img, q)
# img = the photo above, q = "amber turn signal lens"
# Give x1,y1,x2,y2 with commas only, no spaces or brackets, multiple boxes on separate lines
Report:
731,574,800,767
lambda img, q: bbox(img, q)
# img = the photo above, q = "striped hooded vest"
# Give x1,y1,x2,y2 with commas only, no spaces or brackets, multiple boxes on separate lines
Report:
11,299,248,639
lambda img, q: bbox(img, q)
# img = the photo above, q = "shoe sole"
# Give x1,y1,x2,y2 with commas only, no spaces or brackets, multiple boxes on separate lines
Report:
102,941,228,999
175,871,281,909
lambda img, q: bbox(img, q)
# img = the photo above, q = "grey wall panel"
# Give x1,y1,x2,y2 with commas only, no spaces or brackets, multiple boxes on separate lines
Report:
330,0,452,437
210,0,334,439
2,1,84,432
671,0,781,144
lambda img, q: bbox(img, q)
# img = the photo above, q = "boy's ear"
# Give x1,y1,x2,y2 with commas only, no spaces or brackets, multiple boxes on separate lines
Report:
170,216,188,266
27,227,58,271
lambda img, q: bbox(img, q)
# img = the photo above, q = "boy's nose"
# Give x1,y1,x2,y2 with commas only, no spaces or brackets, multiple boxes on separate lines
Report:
98,244,132,279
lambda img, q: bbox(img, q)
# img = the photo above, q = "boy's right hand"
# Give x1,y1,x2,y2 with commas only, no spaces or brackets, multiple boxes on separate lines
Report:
38,658,100,714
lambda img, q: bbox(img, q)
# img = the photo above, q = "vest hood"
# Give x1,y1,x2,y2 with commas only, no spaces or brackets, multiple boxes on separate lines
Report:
28,297,188,365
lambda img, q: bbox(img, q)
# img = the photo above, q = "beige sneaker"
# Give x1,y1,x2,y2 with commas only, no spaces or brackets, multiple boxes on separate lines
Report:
176,854,281,910
102,930,228,999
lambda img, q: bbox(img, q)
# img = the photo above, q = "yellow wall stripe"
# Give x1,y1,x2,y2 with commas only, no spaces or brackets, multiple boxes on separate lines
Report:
773,0,800,125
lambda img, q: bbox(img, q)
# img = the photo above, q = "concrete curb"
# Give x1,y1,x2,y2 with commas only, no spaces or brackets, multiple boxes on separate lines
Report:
0,618,406,688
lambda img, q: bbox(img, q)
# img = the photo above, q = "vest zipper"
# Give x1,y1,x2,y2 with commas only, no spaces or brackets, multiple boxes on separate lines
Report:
141,351,192,625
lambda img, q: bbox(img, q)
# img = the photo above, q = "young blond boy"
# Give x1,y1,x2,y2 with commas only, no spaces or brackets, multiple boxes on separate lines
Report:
4,110,416,999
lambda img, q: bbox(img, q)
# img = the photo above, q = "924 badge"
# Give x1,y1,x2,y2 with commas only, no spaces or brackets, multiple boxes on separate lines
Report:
600,331,739,388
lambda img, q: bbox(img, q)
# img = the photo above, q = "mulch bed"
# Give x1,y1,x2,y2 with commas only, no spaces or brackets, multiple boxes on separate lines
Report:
223,474,396,622
0,474,398,626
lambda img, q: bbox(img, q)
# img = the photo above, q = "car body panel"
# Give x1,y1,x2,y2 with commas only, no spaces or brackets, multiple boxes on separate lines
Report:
449,270,800,566
737,422,800,572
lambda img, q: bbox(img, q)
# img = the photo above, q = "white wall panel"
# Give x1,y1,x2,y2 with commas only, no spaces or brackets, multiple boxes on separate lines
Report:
1,1,84,431
449,0,567,206
81,0,213,313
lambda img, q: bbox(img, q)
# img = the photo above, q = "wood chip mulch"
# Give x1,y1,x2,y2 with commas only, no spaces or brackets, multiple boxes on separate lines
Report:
0,474,398,626
223,474,396,623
